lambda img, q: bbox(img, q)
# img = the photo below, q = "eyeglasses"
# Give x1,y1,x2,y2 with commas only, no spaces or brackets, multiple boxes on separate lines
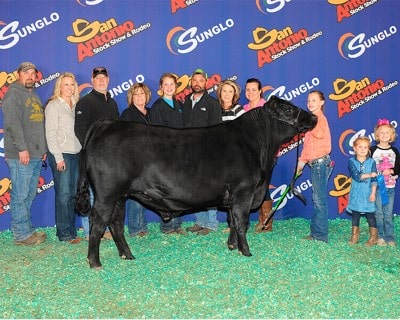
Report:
42,160,48,170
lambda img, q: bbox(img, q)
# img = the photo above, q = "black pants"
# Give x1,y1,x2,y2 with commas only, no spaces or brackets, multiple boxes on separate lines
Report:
351,210,377,228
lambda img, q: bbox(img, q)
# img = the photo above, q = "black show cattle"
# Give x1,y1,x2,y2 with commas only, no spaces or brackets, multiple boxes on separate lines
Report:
76,96,317,269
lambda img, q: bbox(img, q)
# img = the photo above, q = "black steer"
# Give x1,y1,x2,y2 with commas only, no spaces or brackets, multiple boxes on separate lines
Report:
76,95,317,269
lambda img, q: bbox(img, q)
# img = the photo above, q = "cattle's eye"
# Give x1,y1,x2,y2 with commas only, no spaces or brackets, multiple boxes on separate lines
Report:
283,106,292,114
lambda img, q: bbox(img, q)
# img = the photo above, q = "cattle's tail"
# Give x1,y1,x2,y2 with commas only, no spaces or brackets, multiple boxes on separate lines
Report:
75,147,91,215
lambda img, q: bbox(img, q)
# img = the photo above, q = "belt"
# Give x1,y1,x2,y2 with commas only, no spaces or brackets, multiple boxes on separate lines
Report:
309,154,330,166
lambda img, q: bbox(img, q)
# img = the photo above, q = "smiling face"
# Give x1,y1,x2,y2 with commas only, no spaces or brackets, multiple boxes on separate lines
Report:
245,81,262,104
307,91,324,114
353,137,371,161
220,83,235,109
375,125,393,145
60,76,75,100
160,75,176,99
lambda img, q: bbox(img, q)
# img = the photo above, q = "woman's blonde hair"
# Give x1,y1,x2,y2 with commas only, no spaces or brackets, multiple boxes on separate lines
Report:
217,80,241,107
48,72,79,104
127,83,151,106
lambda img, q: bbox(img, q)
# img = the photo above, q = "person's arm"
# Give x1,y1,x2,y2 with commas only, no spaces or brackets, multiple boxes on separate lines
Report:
2,94,27,152
369,184,377,202
74,101,91,146
348,160,364,182
45,101,64,163
392,146,400,176
149,102,163,125
209,98,223,125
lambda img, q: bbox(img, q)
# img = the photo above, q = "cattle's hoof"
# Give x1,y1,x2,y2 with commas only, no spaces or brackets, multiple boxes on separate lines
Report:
228,244,237,251
121,254,135,260
239,250,252,257
87,258,103,270
92,265,103,270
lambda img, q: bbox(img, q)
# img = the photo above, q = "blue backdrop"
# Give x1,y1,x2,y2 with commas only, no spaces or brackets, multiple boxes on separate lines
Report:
0,0,398,230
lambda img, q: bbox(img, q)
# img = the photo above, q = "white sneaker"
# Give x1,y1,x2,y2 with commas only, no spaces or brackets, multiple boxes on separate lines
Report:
377,238,386,246
387,241,396,247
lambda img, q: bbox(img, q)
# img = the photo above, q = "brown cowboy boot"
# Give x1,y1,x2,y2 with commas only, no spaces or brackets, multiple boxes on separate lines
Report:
255,200,273,233
348,226,360,244
365,227,378,247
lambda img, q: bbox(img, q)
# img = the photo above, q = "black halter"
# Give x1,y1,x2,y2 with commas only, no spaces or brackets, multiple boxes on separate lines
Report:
267,107,302,131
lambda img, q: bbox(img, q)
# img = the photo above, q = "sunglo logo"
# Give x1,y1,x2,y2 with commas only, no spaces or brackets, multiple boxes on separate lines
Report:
329,173,351,214
166,19,235,55
248,26,322,68
256,0,292,14
0,13,60,50
67,18,151,62
328,0,380,23
338,121,398,156
0,69,45,103
76,0,104,7
170,0,199,13
267,77,320,101
109,74,146,99
338,26,397,59
0,176,53,215
329,77,398,118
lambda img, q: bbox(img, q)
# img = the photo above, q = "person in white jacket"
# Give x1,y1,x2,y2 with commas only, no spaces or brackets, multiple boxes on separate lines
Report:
45,72,82,244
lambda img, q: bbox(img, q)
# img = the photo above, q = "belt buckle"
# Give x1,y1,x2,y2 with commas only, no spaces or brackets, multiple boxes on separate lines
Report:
311,155,327,165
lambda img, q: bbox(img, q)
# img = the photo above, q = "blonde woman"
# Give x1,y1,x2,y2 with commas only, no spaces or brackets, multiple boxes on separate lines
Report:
45,72,82,244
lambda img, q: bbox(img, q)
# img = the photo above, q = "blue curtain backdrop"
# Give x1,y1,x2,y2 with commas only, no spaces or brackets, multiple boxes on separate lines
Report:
0,0,398,230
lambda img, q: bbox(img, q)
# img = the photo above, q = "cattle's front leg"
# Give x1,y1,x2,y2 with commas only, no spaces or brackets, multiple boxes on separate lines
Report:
227,209,238,250
228,207,252,257
237,228,252,257
87,207,106,269
108,198,135,261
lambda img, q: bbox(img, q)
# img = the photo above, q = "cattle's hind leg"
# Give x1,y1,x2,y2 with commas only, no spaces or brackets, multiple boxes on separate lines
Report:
108,198,135,261
87,207,107,269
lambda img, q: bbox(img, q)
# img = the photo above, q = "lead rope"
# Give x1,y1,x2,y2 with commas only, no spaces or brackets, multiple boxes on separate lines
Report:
262,131,306,229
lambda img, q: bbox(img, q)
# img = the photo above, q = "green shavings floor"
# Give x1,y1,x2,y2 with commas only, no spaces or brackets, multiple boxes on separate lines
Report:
1,217,400,319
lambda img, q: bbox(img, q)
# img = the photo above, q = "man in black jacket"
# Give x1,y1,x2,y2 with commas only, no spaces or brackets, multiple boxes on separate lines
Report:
182,68,222,235
74,67,119,146
74,66,119,240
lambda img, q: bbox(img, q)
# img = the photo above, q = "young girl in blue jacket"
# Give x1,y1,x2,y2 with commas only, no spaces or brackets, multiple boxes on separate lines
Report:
347,136,378,246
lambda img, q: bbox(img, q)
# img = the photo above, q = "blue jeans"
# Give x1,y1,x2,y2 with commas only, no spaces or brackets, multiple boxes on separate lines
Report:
6,158,42,241
309,157,333,242
160,217,182,233
126,199,148,235
375,188,395,242
81,187,95,237
195,209,219,230
48,153,80,241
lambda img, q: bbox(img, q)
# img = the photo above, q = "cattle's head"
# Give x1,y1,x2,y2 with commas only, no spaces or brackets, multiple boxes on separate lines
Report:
264,95,317,133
